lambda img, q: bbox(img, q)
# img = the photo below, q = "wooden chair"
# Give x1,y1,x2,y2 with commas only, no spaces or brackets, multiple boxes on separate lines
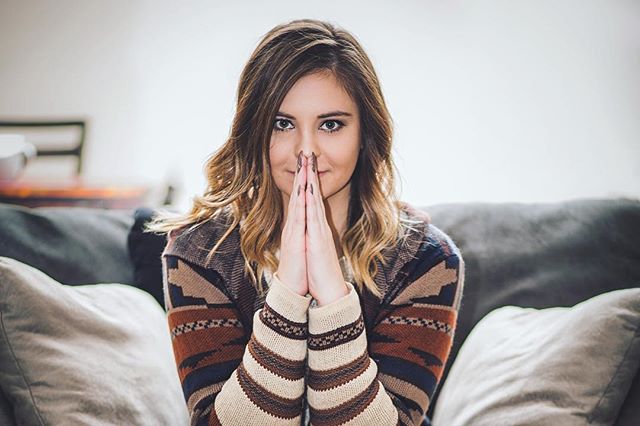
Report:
0,119,87,176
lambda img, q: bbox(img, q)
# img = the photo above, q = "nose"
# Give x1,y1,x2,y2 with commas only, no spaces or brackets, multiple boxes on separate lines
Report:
297,128,319,161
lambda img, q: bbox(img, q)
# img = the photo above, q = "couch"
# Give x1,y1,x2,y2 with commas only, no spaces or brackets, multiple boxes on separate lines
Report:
0,198,638,425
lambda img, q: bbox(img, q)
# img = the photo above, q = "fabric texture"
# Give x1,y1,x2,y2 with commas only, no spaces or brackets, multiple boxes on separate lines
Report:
432,287,640,426
0,202,135,285
161,201,465,425
0,256,189,426
0,387,15,426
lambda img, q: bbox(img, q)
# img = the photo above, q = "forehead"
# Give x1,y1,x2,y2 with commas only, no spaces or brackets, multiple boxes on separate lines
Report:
279,71,357,116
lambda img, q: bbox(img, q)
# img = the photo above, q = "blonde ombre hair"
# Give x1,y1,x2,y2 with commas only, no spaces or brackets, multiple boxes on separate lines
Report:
146,18,423,299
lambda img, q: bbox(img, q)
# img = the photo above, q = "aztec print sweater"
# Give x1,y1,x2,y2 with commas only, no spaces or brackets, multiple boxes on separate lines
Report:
161,202,465,425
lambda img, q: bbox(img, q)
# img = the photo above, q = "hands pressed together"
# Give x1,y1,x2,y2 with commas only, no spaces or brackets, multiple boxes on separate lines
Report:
275,150,350,307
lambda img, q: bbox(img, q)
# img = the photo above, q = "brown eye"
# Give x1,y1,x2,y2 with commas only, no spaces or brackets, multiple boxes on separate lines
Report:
274,118,292,132
320,120,345,133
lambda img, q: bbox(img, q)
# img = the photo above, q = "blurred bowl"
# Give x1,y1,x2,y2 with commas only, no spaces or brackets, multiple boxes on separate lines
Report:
0,135,38,181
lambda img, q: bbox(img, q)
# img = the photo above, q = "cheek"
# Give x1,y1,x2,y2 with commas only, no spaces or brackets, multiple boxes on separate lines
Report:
269,140,286,166
331,137,360,167
268,143,291,190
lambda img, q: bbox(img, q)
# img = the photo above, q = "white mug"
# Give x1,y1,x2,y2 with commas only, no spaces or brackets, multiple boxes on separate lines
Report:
0,134,38,181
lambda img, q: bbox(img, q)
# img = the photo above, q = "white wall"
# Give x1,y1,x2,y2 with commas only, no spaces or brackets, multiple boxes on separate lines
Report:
1,0,638,211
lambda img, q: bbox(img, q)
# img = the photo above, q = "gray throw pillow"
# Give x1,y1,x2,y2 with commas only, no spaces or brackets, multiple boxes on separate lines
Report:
432,287,640,426
0,257,189,426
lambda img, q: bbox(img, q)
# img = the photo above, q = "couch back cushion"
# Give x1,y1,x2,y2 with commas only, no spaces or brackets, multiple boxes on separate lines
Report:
0,203,134,285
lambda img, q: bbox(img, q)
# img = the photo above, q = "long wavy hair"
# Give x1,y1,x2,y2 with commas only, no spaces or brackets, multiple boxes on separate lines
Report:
146,18,424,299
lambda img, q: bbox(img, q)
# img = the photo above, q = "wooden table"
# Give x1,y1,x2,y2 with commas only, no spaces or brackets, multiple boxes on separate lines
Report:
0,176,152,209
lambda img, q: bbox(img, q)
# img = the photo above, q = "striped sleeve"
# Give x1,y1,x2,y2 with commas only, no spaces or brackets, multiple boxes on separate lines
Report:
162,254,313,425
306,253,465,425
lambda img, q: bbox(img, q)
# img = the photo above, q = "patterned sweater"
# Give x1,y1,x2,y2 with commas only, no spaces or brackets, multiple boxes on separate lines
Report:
161,202,465,425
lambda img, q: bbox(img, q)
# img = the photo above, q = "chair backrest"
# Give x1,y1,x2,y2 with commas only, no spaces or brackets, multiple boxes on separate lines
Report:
0,119,87,176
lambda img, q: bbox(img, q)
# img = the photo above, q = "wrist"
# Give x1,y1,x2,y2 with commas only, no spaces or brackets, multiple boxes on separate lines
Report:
273,271,308,297
315,282,350,307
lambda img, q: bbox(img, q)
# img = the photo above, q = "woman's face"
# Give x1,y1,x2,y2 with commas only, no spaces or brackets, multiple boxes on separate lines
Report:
269,71,361,205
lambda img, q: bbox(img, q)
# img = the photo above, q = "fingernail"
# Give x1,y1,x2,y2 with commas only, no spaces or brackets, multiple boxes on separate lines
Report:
310,183,314,194
297,150,302,173
311,153,317,173
297,184,301,195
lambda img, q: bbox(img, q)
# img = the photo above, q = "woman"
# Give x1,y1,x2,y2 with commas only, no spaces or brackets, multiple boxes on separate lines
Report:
147,18,465,426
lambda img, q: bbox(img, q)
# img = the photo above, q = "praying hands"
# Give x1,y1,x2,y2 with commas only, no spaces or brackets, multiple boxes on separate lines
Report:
275,151,349,307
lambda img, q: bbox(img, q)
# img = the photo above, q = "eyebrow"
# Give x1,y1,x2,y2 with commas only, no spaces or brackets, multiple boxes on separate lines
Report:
276,110,353,119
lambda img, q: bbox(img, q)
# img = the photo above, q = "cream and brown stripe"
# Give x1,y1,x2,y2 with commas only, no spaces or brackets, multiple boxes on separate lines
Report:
307,314,365,350
260,300,309,340
306,350,371,392
309,379,380,425
247,337,305,381
235,362,304,418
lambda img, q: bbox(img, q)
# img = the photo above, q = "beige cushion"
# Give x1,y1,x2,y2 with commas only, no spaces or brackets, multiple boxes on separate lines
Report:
0,257,189,426
433,287,640,426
